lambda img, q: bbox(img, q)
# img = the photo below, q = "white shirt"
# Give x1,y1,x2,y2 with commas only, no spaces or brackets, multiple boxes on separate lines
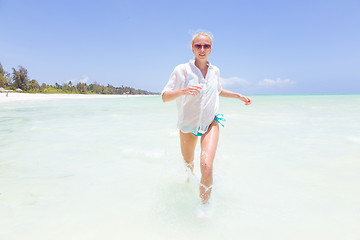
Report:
162,60,223,134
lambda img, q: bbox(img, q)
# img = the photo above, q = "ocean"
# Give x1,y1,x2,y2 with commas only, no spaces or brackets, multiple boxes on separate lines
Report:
1,94,359,239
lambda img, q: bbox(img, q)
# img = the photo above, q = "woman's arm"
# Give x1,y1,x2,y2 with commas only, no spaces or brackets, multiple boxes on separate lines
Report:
219,89,252,105
162,85,202,102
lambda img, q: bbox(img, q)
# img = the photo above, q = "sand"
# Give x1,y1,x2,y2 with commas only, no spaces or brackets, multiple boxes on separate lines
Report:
0,92,146,103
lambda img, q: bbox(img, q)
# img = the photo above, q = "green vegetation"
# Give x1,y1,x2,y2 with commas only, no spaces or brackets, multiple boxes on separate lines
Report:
0,62,158,95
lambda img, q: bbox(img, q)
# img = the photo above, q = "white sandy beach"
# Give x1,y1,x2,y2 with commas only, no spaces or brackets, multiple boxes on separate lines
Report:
0,92,154,103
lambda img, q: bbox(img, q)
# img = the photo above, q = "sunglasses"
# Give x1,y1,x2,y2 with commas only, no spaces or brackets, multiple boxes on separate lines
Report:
194,44,211,50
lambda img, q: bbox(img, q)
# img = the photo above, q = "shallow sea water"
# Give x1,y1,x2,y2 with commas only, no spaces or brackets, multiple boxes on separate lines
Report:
1,95,360,240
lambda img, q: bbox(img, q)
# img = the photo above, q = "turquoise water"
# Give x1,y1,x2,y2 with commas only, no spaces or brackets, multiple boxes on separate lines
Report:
1,95,360,239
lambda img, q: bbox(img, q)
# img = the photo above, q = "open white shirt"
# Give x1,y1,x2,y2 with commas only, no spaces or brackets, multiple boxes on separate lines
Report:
162,60,223,134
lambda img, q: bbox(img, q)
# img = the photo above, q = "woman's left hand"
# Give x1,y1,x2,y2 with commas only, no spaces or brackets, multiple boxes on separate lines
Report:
240,95,252,105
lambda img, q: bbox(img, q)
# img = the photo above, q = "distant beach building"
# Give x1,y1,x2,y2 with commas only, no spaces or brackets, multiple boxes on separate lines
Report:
0,87,13,93
1,87,13,97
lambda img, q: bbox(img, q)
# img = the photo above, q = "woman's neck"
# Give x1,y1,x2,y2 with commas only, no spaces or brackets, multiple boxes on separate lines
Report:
194,59,208,78
194,59,208,71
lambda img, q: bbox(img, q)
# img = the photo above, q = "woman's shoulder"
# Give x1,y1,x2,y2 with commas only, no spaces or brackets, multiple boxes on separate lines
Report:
172,62,191,75
174,62,190,70
209,62,220,72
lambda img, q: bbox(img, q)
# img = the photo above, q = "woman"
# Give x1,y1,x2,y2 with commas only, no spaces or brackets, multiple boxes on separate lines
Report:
162,32,252,210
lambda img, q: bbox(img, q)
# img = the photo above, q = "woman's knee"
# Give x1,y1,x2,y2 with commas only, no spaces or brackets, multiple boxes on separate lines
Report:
182,152,195,163
200,151,213,174
179,131,198,161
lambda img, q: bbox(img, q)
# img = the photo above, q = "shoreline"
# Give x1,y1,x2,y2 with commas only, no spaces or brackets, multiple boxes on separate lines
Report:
0,92,160,103
1,92,358,104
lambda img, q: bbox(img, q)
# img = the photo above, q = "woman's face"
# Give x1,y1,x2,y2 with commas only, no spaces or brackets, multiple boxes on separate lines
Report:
192,35,212,62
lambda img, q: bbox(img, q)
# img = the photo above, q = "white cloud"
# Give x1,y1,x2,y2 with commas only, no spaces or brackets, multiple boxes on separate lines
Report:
67,75,89,84
220,77,251,87
220,76,295,88
218,76,295,94
258,78,295,88
79,75,89,83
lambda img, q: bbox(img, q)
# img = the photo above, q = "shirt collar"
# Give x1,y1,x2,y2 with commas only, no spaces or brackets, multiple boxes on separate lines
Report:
189,59,213,70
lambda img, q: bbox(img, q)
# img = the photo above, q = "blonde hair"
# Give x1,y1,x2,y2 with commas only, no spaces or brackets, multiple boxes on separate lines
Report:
191,32,213,47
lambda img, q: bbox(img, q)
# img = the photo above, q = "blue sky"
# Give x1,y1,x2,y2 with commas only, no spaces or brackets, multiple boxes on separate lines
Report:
1,0,359,95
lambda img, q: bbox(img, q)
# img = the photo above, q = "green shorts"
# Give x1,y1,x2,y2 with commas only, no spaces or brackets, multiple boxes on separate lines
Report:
192,114,226,136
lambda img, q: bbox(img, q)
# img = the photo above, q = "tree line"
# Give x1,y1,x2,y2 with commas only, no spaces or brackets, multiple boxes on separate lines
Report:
0,63,157,95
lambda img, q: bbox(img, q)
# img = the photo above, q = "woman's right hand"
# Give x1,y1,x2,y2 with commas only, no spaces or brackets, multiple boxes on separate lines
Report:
162,85,202,102
182,85,202,96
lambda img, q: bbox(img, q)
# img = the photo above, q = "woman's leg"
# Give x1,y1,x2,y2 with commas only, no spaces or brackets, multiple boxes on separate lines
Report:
179,131,198,174
200,120,219,204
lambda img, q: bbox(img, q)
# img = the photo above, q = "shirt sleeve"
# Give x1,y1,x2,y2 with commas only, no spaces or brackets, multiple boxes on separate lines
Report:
216,67,223,94
161,65,184,96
